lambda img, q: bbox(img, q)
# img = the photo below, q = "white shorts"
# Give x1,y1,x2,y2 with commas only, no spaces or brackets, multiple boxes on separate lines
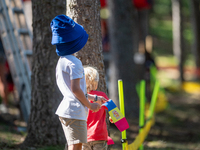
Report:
59,117,87,146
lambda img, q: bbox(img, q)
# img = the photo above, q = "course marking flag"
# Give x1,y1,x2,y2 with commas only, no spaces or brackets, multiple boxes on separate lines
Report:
102,99,129,132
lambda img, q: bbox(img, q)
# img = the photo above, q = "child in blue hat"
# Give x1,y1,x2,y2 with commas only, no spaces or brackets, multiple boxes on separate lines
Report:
50,15,106,150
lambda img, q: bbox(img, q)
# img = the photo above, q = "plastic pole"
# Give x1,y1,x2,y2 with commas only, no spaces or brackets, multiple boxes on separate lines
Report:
139,80,145,150
118,79,127,150
149,80,160,119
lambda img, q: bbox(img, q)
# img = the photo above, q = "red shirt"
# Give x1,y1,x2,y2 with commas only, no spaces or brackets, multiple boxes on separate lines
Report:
87,90,109,142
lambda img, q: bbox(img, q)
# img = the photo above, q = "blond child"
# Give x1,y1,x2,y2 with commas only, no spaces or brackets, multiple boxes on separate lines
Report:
83,66,110,150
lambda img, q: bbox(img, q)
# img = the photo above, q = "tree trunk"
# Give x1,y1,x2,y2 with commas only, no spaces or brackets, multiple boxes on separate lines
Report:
66,0,107,93
108,0,138,118
190,0,200,80
66,0,109,149
137,9,151,101
172,0,185,82
138,9,149,46
23,0,66,147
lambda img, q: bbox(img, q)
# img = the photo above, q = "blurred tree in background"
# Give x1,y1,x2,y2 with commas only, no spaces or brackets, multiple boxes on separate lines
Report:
172,0,185,82
108,0,138,118
149,0,200,84
23,0,66,147
190,0,200,80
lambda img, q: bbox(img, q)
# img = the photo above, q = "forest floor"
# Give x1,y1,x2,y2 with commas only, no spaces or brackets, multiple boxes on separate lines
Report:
0,84,200,150
110,88,200,150
0,55,200,150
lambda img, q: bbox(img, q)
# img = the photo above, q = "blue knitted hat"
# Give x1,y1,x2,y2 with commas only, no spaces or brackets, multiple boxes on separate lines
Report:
50,15,88,56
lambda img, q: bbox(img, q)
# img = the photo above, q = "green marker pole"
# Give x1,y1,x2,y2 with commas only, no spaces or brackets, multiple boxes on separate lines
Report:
149,80,160,119
150,65,157,90
139,80,145,150
118,80,127,150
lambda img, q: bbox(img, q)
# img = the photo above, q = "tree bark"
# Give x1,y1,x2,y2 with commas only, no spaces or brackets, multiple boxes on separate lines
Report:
23,0,66,147
108,0,138,118
136,9,151,101
66,0,109,149
66,0,107,93
172,0,185,82
190,0,200,80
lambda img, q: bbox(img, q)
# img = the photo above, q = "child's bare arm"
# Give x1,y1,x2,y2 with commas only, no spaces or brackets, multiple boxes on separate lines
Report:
87,94,107,105
71,78,100,112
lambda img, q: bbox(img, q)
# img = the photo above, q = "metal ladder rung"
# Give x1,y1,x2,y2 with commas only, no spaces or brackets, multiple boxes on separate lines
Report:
18,28,29,35
12,7,23,14
23,50,32,56
0,0,32,123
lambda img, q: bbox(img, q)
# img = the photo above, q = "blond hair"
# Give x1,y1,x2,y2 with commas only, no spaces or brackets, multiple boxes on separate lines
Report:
84,66,99,93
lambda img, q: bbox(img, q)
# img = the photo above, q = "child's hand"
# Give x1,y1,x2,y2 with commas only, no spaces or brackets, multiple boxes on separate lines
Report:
96,96,107,105
89,103,101,112
109,116,114,123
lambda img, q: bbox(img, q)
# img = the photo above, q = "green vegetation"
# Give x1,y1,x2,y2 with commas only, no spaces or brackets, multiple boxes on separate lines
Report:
149,0,192,59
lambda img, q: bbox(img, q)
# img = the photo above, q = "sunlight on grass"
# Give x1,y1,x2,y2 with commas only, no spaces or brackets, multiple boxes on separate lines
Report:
0,131,25,145
146,140,200,150
0,123,26,149
154,55,197,89
155,56,177,67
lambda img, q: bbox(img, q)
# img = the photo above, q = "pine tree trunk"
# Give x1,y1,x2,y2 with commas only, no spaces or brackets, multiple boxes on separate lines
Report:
23,0,66,147
172,0,185,82
108,0,139,118
190,0,200,80
66,0,107,93
136,9,151,101
66,1,109,149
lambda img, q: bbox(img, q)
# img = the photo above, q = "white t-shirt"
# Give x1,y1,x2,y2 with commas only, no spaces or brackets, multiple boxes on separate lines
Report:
55,55,88,121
